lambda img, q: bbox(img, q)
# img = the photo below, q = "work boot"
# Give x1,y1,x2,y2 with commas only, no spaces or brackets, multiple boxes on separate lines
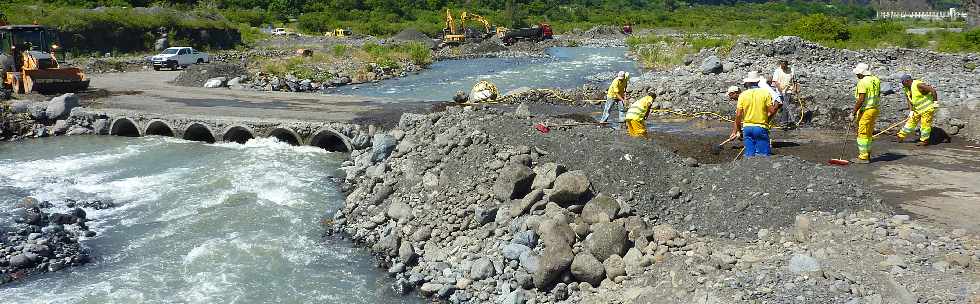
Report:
851,158,870,164
916,141,929,147
893,136,905,143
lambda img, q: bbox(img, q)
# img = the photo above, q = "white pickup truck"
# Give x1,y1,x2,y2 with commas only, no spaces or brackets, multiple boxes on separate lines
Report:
150,47,210,70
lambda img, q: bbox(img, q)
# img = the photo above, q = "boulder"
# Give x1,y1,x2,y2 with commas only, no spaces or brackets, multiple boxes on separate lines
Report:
45,93,80,120
532,244,574,289
603,254,626,280
550,170,591,206
493,164,535,201
788,254,822,275
699,56,722,75
386,201,412,220
585,222,627,261
469,257,497,280
51,120,70,134
503,243,531,260
398,241,417,264
510,189,543,217
570,252,605,286
203,77,227,88
514,102,532,118
371,134,397,162
512,230,539,248
652,224,678,243
623,248,647,276
8,253,37,269
531,163,565,190
580,194,620,224
537,218,576,247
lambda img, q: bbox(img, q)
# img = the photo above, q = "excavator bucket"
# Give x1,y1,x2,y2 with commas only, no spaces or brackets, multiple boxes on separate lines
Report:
22,68,89,94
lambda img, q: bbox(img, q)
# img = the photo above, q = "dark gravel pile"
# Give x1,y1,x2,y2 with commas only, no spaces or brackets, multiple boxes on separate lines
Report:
391,28,436,49
173,63,246,87
1,197,108,285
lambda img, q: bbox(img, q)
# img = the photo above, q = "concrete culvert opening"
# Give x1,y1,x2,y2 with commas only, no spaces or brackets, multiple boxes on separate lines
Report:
268,128,300,146
144,120,175,137
110,118,140,137
310,130,350,152
183,123,216,143
222,126,255,144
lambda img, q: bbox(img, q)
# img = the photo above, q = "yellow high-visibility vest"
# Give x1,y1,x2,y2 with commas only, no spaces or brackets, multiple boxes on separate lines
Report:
904,80,937,113
854,75,881,110
625,96,653,121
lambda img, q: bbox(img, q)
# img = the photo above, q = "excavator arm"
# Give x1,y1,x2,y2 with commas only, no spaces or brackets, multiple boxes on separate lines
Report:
460,12,492,34
444,9,458,35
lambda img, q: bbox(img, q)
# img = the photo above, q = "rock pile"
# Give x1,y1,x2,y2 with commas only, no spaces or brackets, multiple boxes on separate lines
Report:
2,94,108,140
174,63,247,87
329,107,957,303
0,197,113,286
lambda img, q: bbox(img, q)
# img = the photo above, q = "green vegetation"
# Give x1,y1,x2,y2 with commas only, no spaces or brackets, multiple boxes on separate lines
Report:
256,41,432,80
2,0,977,54
627,35,735,70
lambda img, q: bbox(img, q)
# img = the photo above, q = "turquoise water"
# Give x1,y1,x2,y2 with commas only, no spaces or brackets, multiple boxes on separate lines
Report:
0,136,417,304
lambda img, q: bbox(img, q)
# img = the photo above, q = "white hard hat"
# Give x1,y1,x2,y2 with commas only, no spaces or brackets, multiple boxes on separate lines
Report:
852,63,872,76
742,71,764,83
617,71,627,79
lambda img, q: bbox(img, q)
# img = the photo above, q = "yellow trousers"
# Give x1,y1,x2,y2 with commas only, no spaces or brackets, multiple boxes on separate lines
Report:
626,119,647,137
856,108,879,160
898,109,935,143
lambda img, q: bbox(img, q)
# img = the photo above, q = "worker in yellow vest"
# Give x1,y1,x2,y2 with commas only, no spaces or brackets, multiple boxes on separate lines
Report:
850,63,881,164
731,71,777,157
600,71,629,129
897,74,940,146
624,90,657,137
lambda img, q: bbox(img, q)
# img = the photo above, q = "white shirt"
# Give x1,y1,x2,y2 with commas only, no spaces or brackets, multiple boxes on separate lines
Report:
759,81,783,104
773,67,795,93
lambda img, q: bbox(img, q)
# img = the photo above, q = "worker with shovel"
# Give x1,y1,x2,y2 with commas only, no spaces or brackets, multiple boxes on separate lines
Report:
599,71,629,129
731,71,777,157
624,90,657,138
896,74,939,146
850,63,882,164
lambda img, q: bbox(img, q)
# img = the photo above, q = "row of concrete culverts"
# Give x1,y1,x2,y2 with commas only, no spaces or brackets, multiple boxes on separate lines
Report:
108,118,350,152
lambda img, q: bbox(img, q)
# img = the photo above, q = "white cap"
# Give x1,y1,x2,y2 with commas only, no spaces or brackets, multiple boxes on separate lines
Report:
742,71,764,83
852,63,872,76
617,71,628,79
726,86,741,94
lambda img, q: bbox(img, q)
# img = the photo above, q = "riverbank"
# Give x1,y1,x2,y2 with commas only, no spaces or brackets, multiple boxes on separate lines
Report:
331,106,979,303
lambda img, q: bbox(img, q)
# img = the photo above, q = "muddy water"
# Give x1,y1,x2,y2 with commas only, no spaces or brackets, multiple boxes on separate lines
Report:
335,47,640,101
0,136,418,303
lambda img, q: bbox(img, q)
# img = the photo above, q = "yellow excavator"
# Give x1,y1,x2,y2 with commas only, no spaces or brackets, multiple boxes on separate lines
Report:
325,28,352,38
1,17,89,95
442,10,501,45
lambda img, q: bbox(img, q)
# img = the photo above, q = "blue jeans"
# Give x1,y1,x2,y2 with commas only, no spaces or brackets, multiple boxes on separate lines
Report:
742,126,771,157
599,97,625,127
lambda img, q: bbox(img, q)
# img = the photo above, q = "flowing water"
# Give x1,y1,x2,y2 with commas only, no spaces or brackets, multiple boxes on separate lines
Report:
0,136,418,304
333,47,641,101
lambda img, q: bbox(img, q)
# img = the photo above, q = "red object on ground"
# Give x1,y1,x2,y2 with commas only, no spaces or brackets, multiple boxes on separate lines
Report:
828,159,850,166
534,123,550,134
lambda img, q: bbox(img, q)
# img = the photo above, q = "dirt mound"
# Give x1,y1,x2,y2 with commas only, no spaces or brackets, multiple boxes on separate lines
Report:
582,25,625,39
173,63,246,87
391,28,436,48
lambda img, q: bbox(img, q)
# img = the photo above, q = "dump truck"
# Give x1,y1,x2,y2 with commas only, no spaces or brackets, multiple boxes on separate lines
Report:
501,23,553,45
1,24,89,94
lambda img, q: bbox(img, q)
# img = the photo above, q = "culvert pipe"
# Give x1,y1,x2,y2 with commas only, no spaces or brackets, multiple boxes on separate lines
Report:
109,118,140,137
183,123,216,143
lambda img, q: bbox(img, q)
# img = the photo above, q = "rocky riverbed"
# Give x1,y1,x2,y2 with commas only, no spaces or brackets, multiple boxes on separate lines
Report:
1,93,110,141
330,106,979,303
1,197,114,286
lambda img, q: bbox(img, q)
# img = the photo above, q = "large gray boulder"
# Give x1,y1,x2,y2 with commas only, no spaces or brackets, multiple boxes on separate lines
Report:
603,254,626,280
550,170,591,206
531,163,565,190
371,134,397,162
203,77,227,88
699,56,722,75
537,218,576,247
580,194,620,224
45,93,80,120
570,252,605,286
585,222,627,261
386,201,412,220
469,257,497,280
493,164,535,201
532,244,573,289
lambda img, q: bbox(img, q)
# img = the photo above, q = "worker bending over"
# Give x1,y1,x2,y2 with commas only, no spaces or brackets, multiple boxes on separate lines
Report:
851,63,881,164
600,71,629,129
624,90,657,138
897,74,939,146
731,71,777,157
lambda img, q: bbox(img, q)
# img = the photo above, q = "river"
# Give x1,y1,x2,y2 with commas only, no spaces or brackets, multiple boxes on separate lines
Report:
0,136,417,303
333,47,641,101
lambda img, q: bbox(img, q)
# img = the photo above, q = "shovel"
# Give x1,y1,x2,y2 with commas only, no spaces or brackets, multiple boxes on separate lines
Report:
829,115,854,166
711,133,739,155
